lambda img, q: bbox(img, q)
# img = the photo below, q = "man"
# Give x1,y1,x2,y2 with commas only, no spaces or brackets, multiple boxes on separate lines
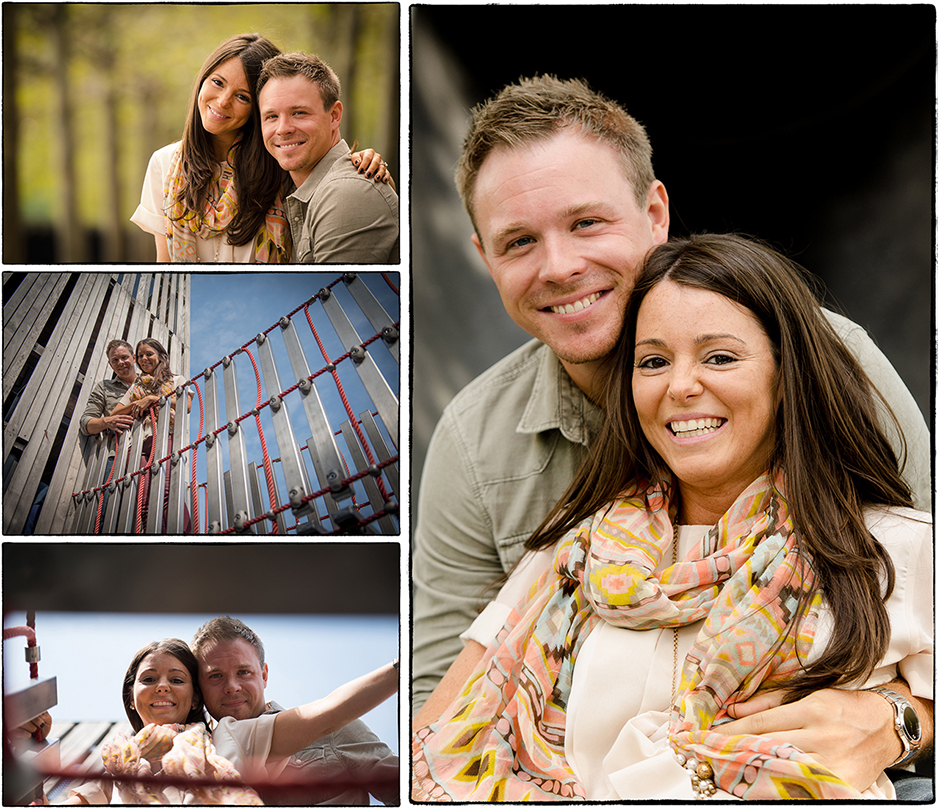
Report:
79,339,136,439
192,616,399,805
77,339,137,519
257,52,399,263
412,76,932,792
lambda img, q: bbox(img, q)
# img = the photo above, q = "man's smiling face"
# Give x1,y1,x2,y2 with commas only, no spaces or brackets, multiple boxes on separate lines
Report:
260,74,342,187
197,637,269,721
471,127,669,394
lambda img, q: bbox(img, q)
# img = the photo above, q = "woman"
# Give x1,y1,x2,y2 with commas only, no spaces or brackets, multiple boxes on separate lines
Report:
131,33,390,263
110,339,192,532
412,234,932,801
66,638,398,804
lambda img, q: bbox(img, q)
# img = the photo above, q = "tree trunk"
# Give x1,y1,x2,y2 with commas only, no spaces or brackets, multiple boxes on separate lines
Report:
97,14,124,261
3,4,23,263
51,5,82,262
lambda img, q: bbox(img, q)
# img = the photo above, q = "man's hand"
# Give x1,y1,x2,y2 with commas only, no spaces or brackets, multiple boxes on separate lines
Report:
105,413,134,433
715,688,897,792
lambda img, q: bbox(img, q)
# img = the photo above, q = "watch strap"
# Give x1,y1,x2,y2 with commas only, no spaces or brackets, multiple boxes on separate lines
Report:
867,686,922,768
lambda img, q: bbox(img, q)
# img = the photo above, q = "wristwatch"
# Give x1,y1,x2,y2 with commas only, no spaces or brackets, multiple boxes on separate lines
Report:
867,687,923,767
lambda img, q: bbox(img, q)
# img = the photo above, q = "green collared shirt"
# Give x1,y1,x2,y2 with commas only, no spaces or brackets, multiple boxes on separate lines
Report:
79,376,130,436
412,339,603,713
285,139,399,264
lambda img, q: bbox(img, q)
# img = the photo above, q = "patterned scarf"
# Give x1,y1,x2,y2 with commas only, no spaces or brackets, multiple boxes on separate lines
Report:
102,722,262,804
412,473,861,801
163,141,290,263
130,374,181,432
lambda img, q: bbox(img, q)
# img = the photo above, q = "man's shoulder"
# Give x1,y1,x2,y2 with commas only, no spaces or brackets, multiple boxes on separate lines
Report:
320,152,399,207
96,377,127,394
821,307,863,337
442,338,551,418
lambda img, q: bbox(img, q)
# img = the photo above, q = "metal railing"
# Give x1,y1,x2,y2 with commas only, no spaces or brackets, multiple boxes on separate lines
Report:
69,272,400,534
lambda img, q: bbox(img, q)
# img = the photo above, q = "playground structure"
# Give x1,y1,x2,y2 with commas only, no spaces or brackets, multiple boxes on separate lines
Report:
2,271,400,534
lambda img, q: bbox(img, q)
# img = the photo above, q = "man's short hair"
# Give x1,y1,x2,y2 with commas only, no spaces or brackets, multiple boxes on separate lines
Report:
257,51,341,110
106,339,133,361
192,615,265,667
456,75,656,234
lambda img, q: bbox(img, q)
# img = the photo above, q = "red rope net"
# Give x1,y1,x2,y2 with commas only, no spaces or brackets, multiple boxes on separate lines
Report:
72,277,399,535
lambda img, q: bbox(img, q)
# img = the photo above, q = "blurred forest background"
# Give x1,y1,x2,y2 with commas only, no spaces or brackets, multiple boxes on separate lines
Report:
3,3,400,264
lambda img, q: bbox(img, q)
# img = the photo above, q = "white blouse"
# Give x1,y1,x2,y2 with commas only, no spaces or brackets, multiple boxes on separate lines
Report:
131,142,256,264
462,506,933,800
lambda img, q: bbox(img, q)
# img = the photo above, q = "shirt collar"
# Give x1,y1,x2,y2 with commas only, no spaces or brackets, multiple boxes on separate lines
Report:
516,344,602,446
289,138,349,203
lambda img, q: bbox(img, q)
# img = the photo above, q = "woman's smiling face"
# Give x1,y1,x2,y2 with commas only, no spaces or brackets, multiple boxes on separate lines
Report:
136,344,161,375
632,280,779,522
131,651,197,727
197,57,253,141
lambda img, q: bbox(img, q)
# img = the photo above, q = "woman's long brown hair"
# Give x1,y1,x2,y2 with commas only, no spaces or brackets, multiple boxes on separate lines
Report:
526,233,914,700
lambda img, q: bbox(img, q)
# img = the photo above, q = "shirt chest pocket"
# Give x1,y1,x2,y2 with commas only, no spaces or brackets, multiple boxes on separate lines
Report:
290,215,312,262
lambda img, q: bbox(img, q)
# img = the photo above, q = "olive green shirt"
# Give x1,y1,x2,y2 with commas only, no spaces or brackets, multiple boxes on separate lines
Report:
285,139,399,264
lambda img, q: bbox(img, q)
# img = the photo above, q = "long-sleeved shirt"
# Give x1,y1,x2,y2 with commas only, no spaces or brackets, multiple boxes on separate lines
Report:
259,700,399,805
79,377,131,437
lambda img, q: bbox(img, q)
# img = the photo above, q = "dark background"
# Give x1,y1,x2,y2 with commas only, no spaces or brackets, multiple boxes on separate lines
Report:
411,4,935,514
3,543,400,613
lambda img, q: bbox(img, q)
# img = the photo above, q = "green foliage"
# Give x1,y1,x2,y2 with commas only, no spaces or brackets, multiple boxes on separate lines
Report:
9,3,399,258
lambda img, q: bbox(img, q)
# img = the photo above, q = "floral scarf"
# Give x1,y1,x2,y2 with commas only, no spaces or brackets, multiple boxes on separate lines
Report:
412,473,860,801
101,722,262,804
163,141,290,263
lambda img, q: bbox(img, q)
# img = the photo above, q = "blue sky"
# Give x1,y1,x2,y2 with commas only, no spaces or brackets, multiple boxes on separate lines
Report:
3,611,400,757
183,272,400,533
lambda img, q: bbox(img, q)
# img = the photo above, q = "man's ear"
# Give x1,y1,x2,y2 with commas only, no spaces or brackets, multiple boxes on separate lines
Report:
331,101,343,129
262,662,269,687
647,180,670,245
471,233,494,278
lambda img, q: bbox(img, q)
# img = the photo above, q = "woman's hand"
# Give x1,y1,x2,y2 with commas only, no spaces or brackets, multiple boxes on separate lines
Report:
131,395,160,419
350,148,394,186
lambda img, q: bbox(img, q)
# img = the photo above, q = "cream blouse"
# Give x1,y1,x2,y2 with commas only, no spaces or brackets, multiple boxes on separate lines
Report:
131,142,256,264
462,506,933,800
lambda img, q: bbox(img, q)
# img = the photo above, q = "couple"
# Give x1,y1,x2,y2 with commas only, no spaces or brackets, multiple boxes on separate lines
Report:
80,339,189,441
131,34,399,264
412,77,933,799
79,338,191,532
64,616,399,805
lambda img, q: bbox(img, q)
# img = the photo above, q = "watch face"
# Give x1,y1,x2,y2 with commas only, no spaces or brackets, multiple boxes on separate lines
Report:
902,705,922,741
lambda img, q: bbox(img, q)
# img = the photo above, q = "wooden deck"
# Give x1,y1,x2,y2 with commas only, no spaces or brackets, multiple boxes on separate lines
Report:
41,719,133,805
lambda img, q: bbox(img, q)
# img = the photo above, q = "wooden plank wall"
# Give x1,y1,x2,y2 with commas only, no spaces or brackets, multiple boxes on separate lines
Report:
42,719,134,805
2,272,190,534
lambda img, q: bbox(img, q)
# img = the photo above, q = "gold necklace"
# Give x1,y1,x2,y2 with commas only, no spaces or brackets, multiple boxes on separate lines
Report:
671,523,679,701
671,521,718,799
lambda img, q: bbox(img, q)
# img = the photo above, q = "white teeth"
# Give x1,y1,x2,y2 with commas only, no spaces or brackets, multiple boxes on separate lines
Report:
550,292,601,315
670,418,723,437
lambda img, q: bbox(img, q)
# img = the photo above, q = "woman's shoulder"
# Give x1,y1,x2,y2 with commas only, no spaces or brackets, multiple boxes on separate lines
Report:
147,141,183,168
